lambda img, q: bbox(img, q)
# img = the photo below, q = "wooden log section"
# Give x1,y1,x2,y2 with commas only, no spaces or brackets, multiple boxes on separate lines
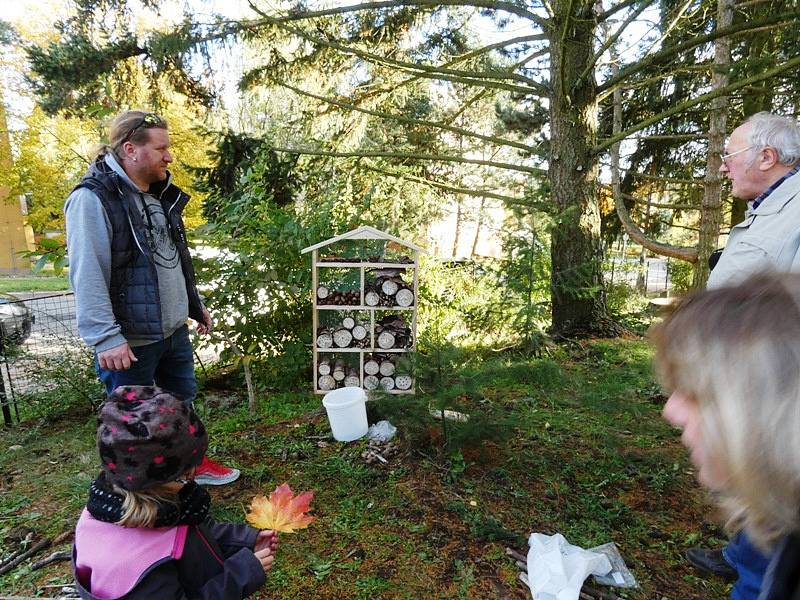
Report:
365,290,381,307
364,375,380,390
375,315,412,348
395,374,413,390
377,331,395,350
316,285,330,300
379,358,395,376
318,375,336,391
364,357,380,375
380,376,396,390
344,369,360,387
352,324,368,341
316,330,333,348
318,357,331,375
333,327,353,348
332,359,346,381
395,287,414,307
381,278,399,296
342,316,356,329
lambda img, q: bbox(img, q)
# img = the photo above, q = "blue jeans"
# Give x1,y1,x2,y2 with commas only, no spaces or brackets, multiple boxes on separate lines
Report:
95,325,197,405
725,530,771,600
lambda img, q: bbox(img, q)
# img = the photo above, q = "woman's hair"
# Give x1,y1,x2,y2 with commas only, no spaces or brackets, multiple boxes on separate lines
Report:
113,482,180,528
92,110,168,160
652,273,800,551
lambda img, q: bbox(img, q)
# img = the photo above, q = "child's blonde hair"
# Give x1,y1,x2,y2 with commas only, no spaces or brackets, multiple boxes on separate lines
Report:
113,483,181,528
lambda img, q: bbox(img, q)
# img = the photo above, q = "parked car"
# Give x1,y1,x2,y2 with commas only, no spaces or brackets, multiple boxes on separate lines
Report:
0,293,34,348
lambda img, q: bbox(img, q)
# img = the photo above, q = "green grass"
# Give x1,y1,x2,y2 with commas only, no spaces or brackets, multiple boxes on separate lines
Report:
0,274,70,293
0,339,730,599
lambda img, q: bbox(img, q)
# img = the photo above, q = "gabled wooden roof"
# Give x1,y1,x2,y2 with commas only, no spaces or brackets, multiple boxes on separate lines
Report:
301,225,425,254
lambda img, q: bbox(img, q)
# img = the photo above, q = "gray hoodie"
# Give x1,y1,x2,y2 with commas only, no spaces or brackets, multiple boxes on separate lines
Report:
65,153,189,352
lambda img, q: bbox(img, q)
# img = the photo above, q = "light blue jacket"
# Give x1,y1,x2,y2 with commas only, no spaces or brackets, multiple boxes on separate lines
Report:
708,170,800,289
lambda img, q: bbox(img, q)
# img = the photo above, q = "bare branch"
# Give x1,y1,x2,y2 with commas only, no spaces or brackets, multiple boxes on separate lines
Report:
245,8,550,96
597,0,643,22
268,77,536,153
595,53,800,153
598,11,800,93
608,46,696,264
579,0,656,84
447,34,549,63
621,192,698,210
362,163,523,202
253,0,549,28
629,134,706,140
269,145,546,175
614,195,699,261
627,173,701,185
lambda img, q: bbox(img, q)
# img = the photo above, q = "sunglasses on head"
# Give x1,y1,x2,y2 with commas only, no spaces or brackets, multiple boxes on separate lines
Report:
121,112,163,144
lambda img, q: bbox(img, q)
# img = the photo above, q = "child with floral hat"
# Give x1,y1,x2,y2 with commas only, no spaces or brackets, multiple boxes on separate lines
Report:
73,386,277,599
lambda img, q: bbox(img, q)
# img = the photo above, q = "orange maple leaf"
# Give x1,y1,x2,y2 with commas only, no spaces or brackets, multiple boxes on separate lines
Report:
246,483,316,533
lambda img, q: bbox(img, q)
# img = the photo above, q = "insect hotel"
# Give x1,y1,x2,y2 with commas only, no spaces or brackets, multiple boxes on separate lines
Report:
302,226,422,395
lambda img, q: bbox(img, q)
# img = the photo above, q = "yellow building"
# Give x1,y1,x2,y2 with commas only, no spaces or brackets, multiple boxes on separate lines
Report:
0,99,35,273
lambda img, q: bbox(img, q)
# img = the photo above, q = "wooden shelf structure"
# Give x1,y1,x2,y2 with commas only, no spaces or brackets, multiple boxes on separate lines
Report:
302,226,423,395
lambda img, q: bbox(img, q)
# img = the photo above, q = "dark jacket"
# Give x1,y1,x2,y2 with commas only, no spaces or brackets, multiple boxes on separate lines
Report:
73,509,265,599
72,156,204,340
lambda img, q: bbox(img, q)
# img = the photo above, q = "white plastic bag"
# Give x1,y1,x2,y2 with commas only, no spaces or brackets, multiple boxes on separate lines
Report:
367,420,397,442
526,533,612,600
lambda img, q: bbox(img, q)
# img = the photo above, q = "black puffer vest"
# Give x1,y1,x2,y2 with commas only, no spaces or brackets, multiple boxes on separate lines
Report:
72,157,204,339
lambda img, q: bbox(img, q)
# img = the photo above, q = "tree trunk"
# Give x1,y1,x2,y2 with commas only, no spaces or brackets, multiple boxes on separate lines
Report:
636,195,652,292
452,197,463,257
548,0,607,335
693,0,733,289
471,196,486,257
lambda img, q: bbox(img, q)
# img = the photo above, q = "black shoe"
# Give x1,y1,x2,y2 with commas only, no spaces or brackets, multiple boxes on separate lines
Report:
685,547,737,581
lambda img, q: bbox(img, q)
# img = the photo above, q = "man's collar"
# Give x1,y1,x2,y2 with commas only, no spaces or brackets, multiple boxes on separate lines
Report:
750,163,800,211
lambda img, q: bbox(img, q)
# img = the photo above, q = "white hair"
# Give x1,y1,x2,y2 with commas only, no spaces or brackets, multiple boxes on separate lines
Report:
743,111,800,165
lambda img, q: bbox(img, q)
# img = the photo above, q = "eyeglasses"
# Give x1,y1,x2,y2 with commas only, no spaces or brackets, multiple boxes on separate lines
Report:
121,112,163,144
719,145,754,165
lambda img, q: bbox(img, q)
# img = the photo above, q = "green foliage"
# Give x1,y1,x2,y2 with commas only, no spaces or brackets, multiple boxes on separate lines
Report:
497,192,552,352
605,280,647,316
19,237,68,274
668,259,694,294
0,106,94,234
26,33,141,116
371,342,515,454
417,258,515,348
15,347,102,422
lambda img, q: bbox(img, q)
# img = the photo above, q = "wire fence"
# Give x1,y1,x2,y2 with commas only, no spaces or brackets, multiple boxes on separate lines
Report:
606,256,672,295
0,292,97,426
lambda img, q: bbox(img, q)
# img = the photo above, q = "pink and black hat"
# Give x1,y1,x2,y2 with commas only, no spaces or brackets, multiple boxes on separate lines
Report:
97,386,208,491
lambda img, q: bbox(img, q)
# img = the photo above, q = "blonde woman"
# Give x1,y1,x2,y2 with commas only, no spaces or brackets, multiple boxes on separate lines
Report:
653,273,800,600
73,386,277,599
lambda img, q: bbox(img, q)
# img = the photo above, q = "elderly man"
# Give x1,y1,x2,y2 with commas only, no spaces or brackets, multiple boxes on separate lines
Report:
707,111,800,287
65,110,239,486
687,111,800,597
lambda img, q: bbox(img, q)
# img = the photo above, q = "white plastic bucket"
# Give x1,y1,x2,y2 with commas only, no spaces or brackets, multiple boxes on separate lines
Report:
322,387,369,442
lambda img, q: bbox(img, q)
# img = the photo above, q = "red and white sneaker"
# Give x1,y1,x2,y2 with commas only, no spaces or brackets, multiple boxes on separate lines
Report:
194,455,241,486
